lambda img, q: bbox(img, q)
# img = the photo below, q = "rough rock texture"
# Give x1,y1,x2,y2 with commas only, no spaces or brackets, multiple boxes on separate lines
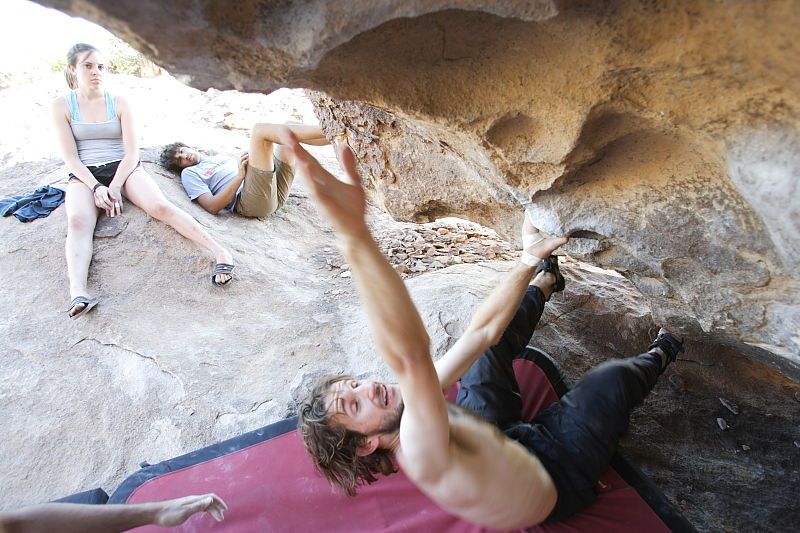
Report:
35,0,559,93
36,0,799,375
304,0,800,375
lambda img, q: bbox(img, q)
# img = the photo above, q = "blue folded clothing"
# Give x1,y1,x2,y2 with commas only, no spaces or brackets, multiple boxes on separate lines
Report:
0,185,65,222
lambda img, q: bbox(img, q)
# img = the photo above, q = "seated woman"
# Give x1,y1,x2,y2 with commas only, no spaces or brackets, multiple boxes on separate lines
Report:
53,43,236,319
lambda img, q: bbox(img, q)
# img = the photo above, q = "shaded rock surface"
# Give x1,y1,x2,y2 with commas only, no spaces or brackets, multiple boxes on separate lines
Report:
36,0,800,372
304,0,800,374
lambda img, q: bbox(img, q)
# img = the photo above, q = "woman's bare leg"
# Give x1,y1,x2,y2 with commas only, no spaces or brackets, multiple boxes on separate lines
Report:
123,168,233,283
65,181,100,316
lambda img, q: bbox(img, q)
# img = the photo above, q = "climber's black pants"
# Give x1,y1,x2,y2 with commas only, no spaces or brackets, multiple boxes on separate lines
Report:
456,285,664,522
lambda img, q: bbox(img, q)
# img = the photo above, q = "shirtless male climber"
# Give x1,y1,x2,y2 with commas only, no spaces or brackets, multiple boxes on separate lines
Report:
290,134,685,528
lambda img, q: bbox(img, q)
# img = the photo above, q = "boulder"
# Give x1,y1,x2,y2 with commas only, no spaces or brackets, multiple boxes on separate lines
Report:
36,0,798,372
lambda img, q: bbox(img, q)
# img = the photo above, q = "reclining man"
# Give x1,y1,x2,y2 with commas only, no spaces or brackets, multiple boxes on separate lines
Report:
160,122,329,217
290,134,684,528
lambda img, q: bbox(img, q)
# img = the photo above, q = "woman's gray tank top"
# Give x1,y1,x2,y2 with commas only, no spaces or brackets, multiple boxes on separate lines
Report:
67,90,125,166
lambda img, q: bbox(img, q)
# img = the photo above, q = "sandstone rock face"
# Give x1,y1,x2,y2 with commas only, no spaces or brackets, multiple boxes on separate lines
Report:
36,0,558,93
303,0,800,375
37,0,799,373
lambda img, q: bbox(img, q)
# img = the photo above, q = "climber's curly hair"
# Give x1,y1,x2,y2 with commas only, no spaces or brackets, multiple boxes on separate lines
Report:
297,374,397,496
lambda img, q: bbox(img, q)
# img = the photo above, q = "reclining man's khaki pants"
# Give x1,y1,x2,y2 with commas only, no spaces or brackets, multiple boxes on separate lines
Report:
234,156,295,217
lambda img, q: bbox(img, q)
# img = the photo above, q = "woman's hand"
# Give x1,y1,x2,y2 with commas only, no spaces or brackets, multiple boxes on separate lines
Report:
93,185,114,215
108,184,123,217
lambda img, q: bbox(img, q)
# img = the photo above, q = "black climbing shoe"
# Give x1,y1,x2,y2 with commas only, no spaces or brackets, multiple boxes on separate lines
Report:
535,255,566,294
648,327,685,365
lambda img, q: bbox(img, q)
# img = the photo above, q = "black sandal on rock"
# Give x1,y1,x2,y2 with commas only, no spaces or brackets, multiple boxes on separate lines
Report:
211,263,236,287
67,296,98,320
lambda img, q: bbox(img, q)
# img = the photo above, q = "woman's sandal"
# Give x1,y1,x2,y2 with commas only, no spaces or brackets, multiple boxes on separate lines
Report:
66,296,98,320
211,263,236,287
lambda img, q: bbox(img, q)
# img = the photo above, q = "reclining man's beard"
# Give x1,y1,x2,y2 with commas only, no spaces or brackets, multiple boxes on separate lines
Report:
371,401,404,436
